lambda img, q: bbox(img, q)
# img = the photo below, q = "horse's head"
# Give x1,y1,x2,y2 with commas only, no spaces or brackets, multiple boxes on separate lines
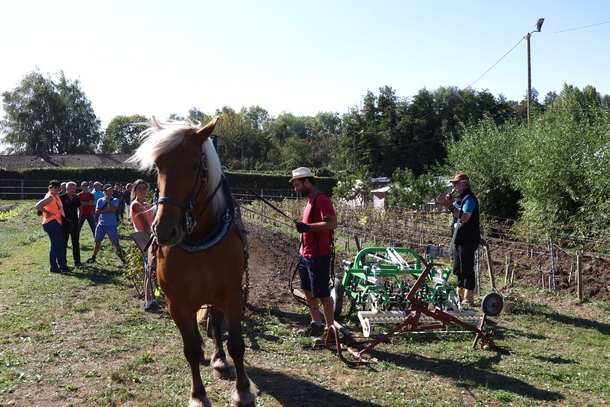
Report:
129,116,224,247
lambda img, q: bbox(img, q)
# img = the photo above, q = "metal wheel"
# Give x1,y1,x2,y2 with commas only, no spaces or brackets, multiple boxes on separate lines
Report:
481,292,504,316
330,277,344,319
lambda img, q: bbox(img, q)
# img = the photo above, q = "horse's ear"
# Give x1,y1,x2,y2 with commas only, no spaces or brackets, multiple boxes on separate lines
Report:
194,117,219,143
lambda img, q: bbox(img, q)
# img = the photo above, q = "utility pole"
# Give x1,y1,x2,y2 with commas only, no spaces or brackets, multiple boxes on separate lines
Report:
527,18,545,124
527,31,532,123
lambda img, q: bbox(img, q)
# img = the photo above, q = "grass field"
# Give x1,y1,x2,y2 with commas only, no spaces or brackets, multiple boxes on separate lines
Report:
1,201,609,406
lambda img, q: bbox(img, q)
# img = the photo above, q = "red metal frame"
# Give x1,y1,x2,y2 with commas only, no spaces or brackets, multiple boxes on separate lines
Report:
326,261,511,365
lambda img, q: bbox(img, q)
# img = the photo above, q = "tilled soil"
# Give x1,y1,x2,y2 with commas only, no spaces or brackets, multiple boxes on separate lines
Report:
243,220,610,320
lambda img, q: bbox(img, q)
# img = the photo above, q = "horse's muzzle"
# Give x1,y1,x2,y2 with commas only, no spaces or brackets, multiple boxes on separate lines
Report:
152,222,184,247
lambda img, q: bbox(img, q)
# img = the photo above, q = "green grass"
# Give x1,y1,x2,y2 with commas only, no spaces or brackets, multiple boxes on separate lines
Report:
1,200,610,406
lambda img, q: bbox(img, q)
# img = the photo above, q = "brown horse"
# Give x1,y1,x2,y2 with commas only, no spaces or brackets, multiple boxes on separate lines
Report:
129,117,257,407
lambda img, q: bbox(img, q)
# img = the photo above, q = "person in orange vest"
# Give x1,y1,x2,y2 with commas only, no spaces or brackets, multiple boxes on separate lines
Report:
35,180,70,273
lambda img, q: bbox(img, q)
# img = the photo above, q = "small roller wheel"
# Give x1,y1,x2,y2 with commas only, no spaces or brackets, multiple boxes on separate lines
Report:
481,292,504,316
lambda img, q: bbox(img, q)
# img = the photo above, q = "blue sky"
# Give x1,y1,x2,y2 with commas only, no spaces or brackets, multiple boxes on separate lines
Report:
1,0,609,131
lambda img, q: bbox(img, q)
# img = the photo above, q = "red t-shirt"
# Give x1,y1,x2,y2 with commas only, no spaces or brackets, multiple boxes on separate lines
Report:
77,191,95,216
299,192,336,258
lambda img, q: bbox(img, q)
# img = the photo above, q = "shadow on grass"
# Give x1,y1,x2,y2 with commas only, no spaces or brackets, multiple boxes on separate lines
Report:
506,299,610,335
247,366,383,407
243,305,310,351
484,318,548,341
245,307,563,404
62,262,125,286
359,347,563,403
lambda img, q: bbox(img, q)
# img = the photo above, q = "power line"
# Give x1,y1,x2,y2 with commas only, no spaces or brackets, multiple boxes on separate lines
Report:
465,37,526,91
549,20,610,34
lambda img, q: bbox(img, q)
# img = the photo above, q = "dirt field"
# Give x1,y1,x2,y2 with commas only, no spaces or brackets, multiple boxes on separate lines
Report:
243,219,610,321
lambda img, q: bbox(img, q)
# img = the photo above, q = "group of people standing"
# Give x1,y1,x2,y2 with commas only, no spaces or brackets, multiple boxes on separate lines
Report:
35,179,153,274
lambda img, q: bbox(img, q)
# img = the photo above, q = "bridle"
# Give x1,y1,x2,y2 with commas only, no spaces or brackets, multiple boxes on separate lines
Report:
153,141,226,239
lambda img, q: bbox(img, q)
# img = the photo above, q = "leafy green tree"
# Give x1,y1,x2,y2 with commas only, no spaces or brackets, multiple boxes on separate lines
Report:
401,87,441,176
101,114,148,154
511,84,610,236
187,107,213,124
332,171,374,204
444,115,522,220
306,112,343,170
239,106,272,170
386,168,445,208
213,106,250,169
1,69,101,154
278,136,314,170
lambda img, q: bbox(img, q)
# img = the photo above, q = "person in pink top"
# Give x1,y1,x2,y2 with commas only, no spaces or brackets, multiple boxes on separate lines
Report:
35,180,69,273
130,179,157,312
289,167,338,339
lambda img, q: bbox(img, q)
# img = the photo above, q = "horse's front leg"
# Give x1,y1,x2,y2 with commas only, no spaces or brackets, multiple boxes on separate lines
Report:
225,300,258,407
172,308,210,407
209,306,232,379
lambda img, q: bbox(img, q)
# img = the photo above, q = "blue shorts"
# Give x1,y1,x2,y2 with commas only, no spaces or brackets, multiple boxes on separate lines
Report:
298,254,331,299
94,224,119,244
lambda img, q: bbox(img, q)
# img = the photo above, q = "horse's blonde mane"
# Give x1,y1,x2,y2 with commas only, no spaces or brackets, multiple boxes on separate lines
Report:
128,117,225,215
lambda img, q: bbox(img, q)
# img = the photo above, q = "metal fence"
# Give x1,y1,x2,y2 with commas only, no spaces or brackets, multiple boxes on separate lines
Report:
0,179,300,202
0,179,157,200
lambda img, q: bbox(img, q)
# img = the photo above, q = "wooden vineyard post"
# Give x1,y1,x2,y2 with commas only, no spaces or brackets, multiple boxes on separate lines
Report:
504,252,512,284
576,254,583,302
482,240,496,290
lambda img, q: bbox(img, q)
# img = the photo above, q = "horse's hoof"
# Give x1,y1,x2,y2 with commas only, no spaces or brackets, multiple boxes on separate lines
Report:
233,393,256,407
190,396,211,407
213,366,232,380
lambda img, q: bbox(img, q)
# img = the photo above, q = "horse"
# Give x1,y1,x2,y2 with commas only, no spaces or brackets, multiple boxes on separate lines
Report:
129,116,257,407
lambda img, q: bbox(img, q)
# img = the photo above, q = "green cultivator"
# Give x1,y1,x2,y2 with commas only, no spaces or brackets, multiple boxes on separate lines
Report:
327,246,509,364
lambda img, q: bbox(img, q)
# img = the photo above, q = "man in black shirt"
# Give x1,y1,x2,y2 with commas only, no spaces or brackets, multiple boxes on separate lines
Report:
60,181,83,267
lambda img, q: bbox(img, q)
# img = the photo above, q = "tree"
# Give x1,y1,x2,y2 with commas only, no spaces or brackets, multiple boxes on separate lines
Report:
444,115,522,220
387,168,445,209
1,69,101,154
101,114,148,154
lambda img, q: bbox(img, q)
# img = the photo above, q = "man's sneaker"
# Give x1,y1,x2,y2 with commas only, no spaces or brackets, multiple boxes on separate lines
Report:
60,266,72,273
119,257,126,266
86,256,96,263
297,322,325,337
75,262,83,268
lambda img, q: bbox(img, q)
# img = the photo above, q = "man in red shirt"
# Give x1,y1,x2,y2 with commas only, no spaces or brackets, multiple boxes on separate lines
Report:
77,181,96,237
290,167,338,338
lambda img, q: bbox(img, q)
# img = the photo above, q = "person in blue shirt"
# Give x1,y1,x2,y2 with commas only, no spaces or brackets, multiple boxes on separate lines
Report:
92,181,105,225
86,184,126,265
436,173,481,306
